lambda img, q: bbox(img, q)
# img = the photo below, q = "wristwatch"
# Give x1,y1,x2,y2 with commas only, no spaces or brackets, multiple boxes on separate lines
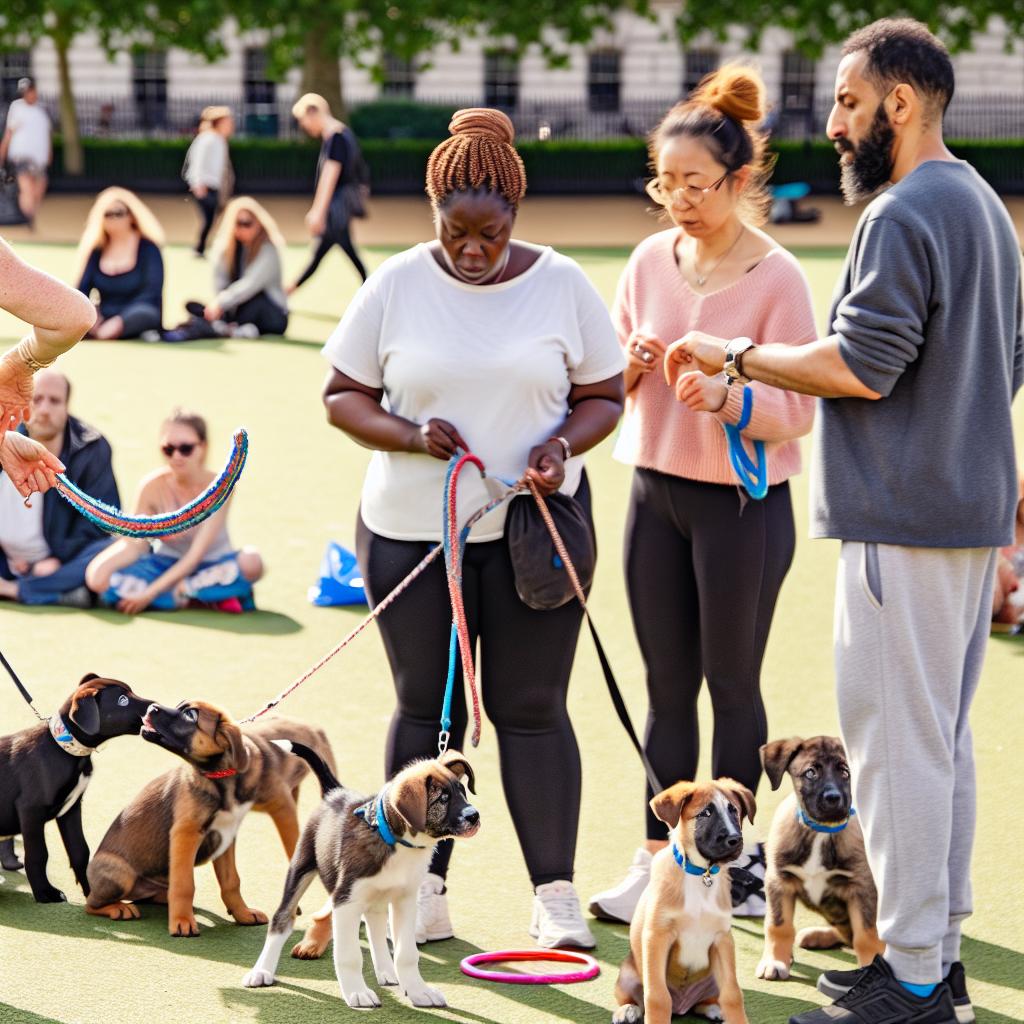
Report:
723,337,755,385
548,435,572,461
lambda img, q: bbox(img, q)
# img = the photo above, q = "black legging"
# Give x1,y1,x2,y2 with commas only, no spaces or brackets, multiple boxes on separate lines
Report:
295,222,367,287
625,468,795,840
225,292,288,336
355,478,591,887
193,189,219,255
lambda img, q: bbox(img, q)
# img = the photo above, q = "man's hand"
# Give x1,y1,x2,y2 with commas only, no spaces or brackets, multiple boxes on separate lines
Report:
192,184,208,199
117,589,156,615
522,441,565,497
305,208,327,237
664,331,730,385
0,431,64,497
674,371,729,412
0,350,34,434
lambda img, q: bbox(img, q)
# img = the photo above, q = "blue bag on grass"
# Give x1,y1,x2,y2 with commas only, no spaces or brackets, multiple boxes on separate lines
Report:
308,541,367,606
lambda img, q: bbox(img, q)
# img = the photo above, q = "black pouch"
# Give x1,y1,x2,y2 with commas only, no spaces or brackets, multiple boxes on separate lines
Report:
505,492,595,610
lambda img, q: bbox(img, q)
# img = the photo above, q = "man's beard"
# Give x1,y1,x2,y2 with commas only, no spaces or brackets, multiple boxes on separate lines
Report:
837,104,896,205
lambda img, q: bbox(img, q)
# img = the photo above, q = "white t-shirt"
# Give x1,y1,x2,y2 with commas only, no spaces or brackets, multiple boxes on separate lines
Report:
183,131,228,190
0,474,50,567
5,99,51,165
322,243,624,541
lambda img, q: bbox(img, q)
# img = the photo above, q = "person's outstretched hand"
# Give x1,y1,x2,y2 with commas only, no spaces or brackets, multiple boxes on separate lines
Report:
0,431,64,497
0,351,33,434
664,331,730,386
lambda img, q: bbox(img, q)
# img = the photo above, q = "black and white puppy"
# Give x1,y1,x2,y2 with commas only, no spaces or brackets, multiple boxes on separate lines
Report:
243,743,479,1009
0,674,153,902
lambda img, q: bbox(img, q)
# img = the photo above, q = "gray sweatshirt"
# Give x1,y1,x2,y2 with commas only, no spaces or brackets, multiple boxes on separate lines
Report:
214,242,288,314
810,160,1023,548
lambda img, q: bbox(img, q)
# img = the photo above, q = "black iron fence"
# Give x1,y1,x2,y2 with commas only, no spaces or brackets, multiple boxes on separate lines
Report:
4,91,1024,143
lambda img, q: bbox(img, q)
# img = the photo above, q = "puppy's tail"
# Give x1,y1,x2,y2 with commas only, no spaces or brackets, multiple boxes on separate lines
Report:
273,739,341,797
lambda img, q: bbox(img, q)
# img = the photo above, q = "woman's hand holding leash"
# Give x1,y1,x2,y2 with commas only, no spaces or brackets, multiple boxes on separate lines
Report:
523,441,565,497
0,431,64,497
674,371,728,412
412,418,469,461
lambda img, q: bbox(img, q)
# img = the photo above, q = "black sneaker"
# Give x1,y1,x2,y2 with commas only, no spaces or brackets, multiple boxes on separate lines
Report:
818,960,974,1023
791,955,957,1023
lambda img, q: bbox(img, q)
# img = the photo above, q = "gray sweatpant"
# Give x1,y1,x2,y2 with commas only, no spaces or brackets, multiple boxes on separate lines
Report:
834,541,997,985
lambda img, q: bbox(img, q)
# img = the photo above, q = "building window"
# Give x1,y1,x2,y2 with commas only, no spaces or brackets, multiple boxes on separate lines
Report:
132,50,168,129
781,50,816,114
381,54,415,98
244,47,276,105
588,49,621,113
484,50,519,109
682,49,719,96
0,50,31,103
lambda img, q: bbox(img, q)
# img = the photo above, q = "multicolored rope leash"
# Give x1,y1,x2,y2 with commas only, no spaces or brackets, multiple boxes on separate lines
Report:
51,428,249,537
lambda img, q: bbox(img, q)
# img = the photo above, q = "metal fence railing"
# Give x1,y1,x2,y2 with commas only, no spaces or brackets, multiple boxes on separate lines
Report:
3,91,1023,142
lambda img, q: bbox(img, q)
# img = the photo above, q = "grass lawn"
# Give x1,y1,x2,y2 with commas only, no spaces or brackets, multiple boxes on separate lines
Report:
0,242,1021,1024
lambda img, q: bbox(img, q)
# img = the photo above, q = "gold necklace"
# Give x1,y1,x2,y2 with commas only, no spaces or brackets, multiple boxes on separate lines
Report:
692,226,745,287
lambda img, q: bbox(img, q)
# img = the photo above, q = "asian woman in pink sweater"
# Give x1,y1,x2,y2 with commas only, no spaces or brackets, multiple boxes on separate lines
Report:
589,65,816,924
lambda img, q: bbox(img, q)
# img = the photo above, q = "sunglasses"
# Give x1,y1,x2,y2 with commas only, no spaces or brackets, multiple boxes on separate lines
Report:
161,442,197,458
236,217,256,228
103,208,130,219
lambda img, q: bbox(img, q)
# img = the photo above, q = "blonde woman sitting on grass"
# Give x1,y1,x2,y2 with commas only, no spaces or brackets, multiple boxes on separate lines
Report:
85,408,264,614
164,197,288,341
76,187,165,340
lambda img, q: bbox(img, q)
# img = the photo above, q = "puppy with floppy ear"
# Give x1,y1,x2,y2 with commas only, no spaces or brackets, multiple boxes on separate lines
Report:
614,778,755,1024
243,747,480,1010
756,736,884,982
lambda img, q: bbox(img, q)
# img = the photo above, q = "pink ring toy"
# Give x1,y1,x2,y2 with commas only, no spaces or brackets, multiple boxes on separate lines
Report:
460,949,600,985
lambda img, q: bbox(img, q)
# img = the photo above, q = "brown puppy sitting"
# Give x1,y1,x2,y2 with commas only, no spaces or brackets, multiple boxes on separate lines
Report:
85,700,335,936
613,779,756,1024
756,736,884,981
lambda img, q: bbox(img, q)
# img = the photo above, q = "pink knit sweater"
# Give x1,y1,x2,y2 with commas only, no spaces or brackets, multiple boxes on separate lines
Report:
612,228,817,485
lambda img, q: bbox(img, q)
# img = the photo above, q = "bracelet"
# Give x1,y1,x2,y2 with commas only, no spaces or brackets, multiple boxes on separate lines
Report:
548,435,572,461
15,334,54,372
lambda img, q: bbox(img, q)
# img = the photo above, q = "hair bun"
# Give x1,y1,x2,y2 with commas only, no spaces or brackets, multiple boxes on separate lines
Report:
448,107,516,146
692,65,766,123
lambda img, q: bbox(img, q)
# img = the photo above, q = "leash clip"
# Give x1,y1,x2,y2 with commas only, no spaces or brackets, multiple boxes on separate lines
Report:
437,730,450,755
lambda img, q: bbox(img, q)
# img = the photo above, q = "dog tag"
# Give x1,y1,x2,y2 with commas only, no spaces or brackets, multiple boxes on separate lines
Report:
702,872,714,888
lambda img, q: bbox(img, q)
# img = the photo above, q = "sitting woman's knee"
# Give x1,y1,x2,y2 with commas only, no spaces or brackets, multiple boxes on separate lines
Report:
237,547,264,582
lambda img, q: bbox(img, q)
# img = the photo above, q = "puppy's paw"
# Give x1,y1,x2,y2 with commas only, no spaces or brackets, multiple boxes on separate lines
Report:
343,986,381,1009
242,968,276,988
796,926,843,950
169,913,200,937
695,1001,724,1021
756,956,791,981
89,901,141,920
375,967,399,987
291,937,328,959
34,885,67,903
612,1006,643,1023
230,906,268,926
405,983,446,1008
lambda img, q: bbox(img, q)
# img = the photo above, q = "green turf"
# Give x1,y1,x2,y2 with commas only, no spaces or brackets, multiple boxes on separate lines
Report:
0,243,1021,1024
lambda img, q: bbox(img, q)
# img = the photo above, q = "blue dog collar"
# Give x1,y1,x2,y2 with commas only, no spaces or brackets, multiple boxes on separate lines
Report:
672,843,720,886
796,806,856,833
355,788,424,849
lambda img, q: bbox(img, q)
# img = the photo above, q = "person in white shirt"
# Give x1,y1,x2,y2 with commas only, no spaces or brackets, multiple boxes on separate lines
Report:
322,107,625,950
0,78,52,225
182,106,234,257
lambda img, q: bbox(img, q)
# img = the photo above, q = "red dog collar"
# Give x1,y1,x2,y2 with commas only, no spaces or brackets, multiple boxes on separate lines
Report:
202,768,237,779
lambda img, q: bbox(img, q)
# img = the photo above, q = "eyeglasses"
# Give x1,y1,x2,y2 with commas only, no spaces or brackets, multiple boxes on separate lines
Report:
235,217,256,229
645,171,730,209
161,442,197,458
103,208,130,219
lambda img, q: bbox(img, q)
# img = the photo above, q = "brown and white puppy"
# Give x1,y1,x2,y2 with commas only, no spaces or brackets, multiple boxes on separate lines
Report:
613,779,756,1024
85,700,335,936
243,742,480,1010
756,736,884,981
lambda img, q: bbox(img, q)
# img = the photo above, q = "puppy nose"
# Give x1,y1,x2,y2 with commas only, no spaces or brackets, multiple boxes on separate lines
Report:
724,833,741,850
823,789,843,807
463,808,480,826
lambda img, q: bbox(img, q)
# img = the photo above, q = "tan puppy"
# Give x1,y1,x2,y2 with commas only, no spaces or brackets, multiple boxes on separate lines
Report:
757,736,883,981
613,779,756,1024
85,700,335,936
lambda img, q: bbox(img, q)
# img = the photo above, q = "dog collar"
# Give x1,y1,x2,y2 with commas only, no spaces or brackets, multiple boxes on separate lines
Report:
672,843,720,887
48,714,95,757
796,807,856,833
202,767,238,779
356,788,424,849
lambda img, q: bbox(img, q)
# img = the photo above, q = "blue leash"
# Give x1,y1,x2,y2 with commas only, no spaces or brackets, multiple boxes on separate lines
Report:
723,386,768,500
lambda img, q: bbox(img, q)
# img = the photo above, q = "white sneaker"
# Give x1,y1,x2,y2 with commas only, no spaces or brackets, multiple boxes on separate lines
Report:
415,873,453,943
529,880,596,949
588,847,652,924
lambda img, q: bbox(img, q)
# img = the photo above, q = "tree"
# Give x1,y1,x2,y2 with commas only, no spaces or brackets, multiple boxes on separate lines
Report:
237,0,653,118
674,1,1024,55
0,1,226,175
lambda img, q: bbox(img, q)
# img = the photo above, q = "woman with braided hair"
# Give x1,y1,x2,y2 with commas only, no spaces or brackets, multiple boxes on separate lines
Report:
322,108,624,949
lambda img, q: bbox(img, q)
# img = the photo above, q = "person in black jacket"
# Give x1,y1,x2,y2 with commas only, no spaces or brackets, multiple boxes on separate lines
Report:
0,370,118,606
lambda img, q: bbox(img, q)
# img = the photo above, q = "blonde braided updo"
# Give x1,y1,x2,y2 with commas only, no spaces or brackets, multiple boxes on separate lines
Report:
425,108,527,209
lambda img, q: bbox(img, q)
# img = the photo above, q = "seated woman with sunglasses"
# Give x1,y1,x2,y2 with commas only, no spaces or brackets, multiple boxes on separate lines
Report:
75,187,164,340
164,197,288,341
84,408,264,613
